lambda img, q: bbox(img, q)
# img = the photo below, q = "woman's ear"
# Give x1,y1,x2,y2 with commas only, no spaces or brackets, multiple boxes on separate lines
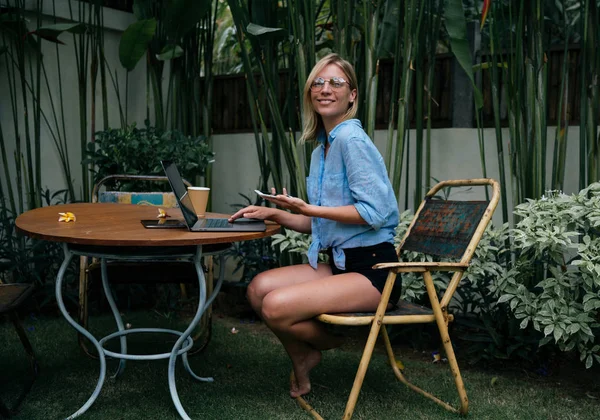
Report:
350,89,357,103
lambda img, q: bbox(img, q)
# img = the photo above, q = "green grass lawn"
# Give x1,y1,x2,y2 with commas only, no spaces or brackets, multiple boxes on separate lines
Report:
1,310,599,420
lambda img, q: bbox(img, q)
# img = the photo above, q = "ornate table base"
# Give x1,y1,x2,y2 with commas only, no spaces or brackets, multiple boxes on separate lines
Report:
55,243,224,420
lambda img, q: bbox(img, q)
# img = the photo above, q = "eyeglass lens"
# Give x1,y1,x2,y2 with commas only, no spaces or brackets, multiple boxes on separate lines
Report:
311,77,347,91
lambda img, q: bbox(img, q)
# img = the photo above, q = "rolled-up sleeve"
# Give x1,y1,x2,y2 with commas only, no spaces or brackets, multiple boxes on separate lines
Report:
341,136,395,230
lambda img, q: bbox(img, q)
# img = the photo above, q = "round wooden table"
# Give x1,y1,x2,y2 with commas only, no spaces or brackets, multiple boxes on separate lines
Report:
16,203,280,420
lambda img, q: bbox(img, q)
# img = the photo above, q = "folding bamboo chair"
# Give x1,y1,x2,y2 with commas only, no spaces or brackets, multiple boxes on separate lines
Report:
296,178,500,419
78,174,229,358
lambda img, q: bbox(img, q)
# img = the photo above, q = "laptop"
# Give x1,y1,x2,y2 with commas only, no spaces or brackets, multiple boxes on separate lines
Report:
158,160,266,232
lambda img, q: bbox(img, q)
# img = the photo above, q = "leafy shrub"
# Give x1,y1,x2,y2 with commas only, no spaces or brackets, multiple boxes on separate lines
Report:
271,229,328,264
85,121,214,190
493,185,600,368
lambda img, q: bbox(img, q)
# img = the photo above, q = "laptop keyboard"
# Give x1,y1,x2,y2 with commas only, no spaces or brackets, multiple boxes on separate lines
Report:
204,219,230,228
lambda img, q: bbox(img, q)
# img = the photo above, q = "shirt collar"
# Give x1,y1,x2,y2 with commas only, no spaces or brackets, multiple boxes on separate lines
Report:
317,119,361,146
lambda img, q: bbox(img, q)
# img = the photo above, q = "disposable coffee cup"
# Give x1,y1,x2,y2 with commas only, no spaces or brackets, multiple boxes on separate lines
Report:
187,187,210,217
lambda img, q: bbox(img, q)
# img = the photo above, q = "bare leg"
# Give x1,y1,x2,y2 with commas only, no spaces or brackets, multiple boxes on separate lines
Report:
247,264,384,397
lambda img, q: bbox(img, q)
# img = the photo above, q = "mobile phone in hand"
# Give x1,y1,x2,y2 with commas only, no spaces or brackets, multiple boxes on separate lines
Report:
255,189,277,199
254,189,292,199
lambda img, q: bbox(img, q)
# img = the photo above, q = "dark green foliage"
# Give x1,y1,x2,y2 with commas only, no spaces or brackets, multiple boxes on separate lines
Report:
0,189,79,309
85,121,214,191
226,238,279,284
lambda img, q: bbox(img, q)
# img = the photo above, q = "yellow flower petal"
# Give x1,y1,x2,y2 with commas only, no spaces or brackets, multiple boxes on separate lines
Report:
58,212,76,222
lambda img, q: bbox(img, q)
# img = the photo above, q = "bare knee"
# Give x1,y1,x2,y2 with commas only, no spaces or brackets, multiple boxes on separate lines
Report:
260,291,291,328
246,271,275,312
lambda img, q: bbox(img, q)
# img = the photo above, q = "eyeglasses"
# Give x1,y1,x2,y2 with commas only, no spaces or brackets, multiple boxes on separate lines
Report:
310,77,350,92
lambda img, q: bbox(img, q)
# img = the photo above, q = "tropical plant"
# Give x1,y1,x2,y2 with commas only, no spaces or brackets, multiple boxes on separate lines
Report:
270,229,327,265
85,122,214,190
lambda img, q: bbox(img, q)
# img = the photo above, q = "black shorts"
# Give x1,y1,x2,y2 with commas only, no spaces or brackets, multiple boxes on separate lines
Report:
326,242,402,305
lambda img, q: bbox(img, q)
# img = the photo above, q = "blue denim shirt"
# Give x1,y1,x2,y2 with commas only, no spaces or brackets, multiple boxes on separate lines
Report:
306,119,399,270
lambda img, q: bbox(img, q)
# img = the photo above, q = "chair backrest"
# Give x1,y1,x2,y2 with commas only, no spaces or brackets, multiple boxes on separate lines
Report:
397,179,500,306
91,174,192,209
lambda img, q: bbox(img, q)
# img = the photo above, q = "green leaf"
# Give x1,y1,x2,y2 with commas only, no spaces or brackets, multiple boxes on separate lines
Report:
30,22,86,44
119,19,157,72
444,0,483,109
156,45,184,61
246,22,285,39
497,294,512,304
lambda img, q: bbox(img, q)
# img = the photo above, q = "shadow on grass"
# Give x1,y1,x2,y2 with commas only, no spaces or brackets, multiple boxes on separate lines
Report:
1,311,599,420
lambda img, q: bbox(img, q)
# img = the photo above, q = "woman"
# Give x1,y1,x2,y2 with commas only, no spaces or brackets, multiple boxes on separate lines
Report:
228,53,400,398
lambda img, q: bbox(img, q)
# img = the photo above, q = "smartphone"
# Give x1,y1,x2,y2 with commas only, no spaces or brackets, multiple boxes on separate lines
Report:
254,189,277,199
140,219,186,229
254,190,292,199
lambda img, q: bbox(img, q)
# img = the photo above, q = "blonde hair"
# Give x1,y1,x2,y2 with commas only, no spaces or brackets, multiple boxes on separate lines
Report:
299,53,358,144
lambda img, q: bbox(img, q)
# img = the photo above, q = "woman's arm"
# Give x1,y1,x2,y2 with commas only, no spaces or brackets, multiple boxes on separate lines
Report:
229,205,312,233
267,194,367,226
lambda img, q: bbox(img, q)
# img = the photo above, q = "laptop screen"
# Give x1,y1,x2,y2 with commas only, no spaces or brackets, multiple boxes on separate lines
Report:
161,160,199,228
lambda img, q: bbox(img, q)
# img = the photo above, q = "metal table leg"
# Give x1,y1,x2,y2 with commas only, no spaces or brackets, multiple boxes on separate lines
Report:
168,246,213,420
56,244,107,420
99,258,127,378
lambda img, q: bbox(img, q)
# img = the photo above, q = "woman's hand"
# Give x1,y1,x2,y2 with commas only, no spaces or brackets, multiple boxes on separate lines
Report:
229,188,313,233
262,187,312,216
228,205,277,222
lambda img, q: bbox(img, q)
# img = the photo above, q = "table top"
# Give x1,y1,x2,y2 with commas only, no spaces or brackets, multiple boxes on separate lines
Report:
15,203,280,246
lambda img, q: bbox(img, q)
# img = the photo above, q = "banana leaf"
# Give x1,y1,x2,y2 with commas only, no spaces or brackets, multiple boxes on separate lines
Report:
119,18,157,71
445,0,483,109
28,22,86,45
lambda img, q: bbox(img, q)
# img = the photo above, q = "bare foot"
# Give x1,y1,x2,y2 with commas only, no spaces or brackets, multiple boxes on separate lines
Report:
290,348,322,398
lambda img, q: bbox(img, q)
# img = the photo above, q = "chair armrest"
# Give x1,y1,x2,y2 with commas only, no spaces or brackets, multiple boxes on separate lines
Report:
372,261,469,273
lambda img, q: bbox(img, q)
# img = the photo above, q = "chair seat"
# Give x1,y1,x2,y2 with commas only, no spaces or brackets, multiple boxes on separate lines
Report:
317,300,441,326
0,284,34,314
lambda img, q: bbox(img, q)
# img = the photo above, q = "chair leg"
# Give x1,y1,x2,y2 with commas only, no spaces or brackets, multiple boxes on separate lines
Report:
341,271,397,420
423,271,468,414
380,325,460,413
295,323,383,420
341,309,384,420
2,312,39,417
435,316,468,414
78,256,98,359
189,255,214,355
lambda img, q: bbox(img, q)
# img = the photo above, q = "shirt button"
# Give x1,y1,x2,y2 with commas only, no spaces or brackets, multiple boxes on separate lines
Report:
372,253,376,257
